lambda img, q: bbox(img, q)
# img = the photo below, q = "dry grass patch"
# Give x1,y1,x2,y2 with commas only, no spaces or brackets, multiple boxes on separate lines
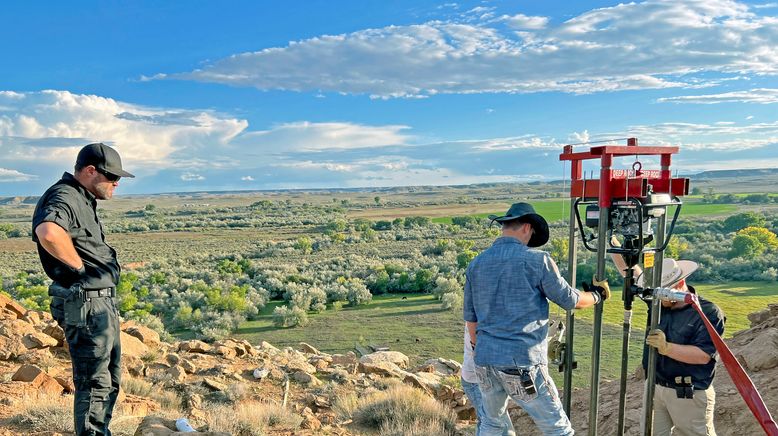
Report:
352,385,457,436
120,376,182,411
203,400,302,435
8,393,72,432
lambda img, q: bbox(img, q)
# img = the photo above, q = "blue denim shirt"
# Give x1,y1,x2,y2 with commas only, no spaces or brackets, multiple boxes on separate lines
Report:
463,236,580,367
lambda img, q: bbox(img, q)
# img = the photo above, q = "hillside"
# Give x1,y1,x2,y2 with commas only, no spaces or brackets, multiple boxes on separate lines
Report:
1,293,776,435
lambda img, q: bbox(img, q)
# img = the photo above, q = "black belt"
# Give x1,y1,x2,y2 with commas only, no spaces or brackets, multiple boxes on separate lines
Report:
656,378,698,398
84,288,115,298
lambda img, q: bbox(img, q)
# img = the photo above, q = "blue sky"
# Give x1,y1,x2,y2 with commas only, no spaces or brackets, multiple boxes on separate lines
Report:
1,0,777,195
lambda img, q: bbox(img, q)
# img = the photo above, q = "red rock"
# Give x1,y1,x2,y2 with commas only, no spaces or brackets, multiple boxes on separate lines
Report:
0,294,26,318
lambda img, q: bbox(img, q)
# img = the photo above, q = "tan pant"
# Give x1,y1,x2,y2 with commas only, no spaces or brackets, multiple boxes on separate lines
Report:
643,384,717,436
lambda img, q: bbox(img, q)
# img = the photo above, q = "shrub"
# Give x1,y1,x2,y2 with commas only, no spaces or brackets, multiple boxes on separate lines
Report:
352,385,457,436
205,401,302,435
272,305,309,328
441,292,463,311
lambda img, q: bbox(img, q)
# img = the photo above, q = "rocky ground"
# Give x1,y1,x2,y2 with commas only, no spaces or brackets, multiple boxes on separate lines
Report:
0,292,775,435
0,293,474,435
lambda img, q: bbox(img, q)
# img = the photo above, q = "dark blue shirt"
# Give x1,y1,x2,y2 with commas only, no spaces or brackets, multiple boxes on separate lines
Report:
463,236,580,367
643,288,726,390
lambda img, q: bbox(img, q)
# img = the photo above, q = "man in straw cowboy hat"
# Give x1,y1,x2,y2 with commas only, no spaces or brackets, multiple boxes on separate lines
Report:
632,257,726,436
463,202,610,436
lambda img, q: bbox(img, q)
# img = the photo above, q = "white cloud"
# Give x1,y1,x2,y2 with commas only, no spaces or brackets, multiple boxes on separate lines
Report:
0,168,36,182
241,175,255,181
658,88,778,104
501,13,549,30
619,120,778,150
161,1,778,97
181,173,205,181
234,121,412,151
0,90,248,171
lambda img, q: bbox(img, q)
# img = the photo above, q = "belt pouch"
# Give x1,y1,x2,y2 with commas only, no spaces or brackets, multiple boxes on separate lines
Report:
63,285,88,328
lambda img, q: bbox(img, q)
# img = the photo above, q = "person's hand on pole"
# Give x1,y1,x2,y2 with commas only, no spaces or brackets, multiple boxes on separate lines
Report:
646,329,673,355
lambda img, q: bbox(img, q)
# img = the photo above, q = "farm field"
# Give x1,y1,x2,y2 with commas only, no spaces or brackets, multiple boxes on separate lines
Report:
429,199,743,224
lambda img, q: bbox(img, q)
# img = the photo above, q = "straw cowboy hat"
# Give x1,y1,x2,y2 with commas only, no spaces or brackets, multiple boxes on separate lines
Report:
637,258,699,288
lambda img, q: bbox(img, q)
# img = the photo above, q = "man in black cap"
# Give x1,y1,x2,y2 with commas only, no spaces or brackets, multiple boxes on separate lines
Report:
464,202,609,435
32,143,134,436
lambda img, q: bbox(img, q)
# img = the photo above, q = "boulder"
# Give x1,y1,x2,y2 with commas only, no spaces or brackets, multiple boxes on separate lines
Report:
299,342,321,354
133,415,229,436
331,351,358,367
43,324,65,346
0,335,28,360
0,293,27,318
0,318,37,338
167,365,187,382
11,364,45,382
11,364,63,396
359,350,410,369
125,325,161,348
358,361,405,378
212,345,236,360
202,377,228,392
293,371,322,386
181,359,198,374
286,359,317,375
178,340,212,354
22,331,59,349
259,341,279,352
737,327,778,371
55,375,75,394
121,332,150,358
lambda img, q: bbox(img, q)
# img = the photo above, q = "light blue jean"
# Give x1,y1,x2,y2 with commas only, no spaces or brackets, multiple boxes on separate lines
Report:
462,378,515,436
476,364,573,436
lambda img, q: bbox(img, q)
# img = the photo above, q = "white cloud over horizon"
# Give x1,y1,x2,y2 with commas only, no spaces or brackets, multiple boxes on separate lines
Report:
1,88,777,195
658,88,778,104
158,0,778,98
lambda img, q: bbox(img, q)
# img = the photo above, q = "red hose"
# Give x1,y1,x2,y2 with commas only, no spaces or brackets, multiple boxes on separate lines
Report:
685,294,778,435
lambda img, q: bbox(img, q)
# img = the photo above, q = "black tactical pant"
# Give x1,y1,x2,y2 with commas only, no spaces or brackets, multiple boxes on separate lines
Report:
51,295,122,436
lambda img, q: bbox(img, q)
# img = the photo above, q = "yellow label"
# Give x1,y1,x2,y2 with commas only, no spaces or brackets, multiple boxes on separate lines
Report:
644,252,655,269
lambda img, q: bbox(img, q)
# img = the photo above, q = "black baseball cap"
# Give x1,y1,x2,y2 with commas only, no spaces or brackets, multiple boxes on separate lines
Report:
76,143,135,178
488,202,549,247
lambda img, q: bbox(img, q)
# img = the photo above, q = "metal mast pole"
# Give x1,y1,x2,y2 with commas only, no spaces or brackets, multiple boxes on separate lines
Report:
588,155,612,436
563,197,579,416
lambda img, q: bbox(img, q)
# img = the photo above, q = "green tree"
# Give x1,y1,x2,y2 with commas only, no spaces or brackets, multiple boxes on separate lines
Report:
729,234,764,259
737,227,778,249
723,212,766,232
374,196,381,205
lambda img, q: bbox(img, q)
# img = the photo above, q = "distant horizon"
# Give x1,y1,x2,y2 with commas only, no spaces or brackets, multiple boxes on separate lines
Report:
3,166,776,200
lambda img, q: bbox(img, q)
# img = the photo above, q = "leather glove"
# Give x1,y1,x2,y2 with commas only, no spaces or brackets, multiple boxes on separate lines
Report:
592,276,611,301
582,277,610,303
646,329,673,355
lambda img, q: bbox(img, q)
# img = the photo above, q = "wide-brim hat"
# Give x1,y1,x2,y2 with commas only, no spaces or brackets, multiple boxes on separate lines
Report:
637,258,699,288
488,202,549,247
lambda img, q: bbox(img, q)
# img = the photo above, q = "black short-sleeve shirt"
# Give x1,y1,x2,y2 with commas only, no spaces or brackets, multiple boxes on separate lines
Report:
32,172,121,289
643,288,726,390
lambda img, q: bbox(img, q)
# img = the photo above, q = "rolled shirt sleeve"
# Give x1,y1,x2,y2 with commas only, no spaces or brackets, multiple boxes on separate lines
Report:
538,253,580,310
32,193,76,241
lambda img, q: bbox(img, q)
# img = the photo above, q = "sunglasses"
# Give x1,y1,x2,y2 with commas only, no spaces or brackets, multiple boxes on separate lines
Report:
95,167,121,182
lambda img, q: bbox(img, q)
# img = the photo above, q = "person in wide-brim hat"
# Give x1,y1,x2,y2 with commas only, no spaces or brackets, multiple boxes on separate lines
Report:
636,258,699,289
488,202,549,247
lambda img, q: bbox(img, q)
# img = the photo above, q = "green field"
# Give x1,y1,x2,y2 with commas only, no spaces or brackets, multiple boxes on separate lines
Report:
431,199,739,224
232,281,776,387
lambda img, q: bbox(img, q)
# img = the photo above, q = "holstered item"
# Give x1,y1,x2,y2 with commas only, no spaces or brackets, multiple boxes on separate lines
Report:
674,376,694,399
50,283,88,328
